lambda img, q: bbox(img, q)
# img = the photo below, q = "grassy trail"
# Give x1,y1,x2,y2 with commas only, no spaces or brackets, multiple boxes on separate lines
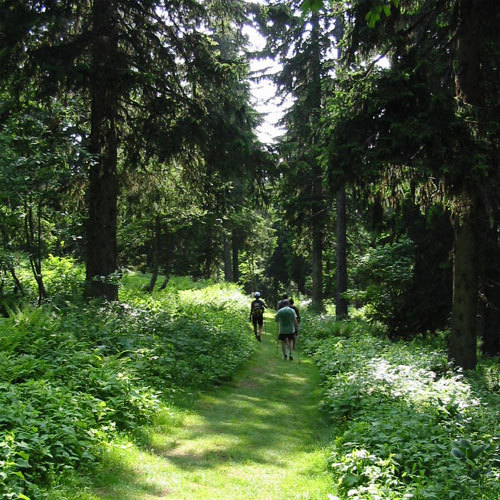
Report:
81,313,334,499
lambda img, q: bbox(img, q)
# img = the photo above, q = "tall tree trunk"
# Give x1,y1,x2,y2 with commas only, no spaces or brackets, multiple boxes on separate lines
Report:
25,199,47,304
455,0,481,107
482,223,500,356
86,0,119,301
310,13,324,312
447,0,482,368
334,19,348,319
449,199,477,370
147,215,161,293
160,230,171,290
9,267,24,296
311,167,323,311
336,183,348,319
232,230,239,283
223,234,233,282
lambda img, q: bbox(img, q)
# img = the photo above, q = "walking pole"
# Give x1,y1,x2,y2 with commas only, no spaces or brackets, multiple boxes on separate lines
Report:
297,334,300,364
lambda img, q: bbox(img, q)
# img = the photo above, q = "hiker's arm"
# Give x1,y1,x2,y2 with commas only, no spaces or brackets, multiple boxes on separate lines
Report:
294,318,299,330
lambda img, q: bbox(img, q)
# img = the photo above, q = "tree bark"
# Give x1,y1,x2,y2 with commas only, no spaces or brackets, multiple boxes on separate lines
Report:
25,199,47,304
223,234,233,282
481,223,500,356
9,267,24,296
333,17,348,319
455,0,481,106
311,166,323,311
449,199,477,370
86,0,119,300
336,183,348,319
232,230,239,283
147,215,161,293
160,272,170,290
310,13,324,312
447,0,483,369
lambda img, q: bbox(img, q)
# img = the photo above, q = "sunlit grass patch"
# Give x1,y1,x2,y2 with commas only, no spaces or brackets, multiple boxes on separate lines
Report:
62,320,336,500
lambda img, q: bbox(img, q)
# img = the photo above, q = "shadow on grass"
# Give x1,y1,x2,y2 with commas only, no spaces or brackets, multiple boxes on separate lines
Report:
147,362,325,469
89,325,329,499
91,455,173,500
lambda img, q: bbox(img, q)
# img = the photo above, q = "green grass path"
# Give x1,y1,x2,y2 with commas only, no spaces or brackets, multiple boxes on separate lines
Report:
82,314,334,499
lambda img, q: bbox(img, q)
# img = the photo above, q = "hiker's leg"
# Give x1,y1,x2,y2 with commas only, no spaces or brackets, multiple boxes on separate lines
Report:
287,337,294,360
281,340,287,357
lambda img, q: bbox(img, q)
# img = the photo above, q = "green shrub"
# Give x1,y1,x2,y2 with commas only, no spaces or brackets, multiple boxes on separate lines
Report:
0,271,254,499
43,255,86,301
347,236,416,338
303,314,500,499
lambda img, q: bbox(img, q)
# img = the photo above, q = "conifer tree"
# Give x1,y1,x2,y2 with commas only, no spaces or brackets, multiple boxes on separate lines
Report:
317,0,500,368
256,0,337,310
0,0,261,299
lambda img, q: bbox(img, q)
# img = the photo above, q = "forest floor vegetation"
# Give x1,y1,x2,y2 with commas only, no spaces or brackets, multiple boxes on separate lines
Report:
302,311,500,499
61,311,335,499
2,263,500,499
0,272,257,499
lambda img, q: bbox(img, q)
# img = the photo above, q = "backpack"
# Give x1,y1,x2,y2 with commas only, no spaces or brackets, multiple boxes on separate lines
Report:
252,301,263,318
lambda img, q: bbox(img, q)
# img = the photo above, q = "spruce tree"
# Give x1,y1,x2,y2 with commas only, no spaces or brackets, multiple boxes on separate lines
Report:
0,0,261,299
320,0,500,368
256,0,337,310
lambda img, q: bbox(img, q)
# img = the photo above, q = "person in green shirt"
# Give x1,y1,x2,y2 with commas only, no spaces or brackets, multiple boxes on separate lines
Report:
275,299,298,360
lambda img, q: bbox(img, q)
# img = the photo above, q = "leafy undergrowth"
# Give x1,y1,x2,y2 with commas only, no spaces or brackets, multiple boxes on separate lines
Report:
0,273,254,499
302,315,500,500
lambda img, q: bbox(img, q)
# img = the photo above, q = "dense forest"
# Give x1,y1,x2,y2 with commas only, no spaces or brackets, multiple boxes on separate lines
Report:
1,0,499,498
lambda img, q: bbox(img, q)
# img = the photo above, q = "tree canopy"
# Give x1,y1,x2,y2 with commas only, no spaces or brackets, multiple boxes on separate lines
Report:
0,0,499,369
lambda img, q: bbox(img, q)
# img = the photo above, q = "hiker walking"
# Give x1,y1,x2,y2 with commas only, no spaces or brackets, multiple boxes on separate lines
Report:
275,299,298,360
277,293,288,310
250,292,267,342
289,298,300,349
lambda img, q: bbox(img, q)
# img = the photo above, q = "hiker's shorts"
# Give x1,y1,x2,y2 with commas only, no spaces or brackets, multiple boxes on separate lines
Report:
278,333,294,341
252,316,263,327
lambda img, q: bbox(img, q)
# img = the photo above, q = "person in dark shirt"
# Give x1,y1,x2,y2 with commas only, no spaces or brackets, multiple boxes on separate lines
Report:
289,298,300,348
277,293,288,310
250,291,267,342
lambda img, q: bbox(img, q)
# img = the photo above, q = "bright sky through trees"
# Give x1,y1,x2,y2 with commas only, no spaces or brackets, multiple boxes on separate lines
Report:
244,25,288,144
